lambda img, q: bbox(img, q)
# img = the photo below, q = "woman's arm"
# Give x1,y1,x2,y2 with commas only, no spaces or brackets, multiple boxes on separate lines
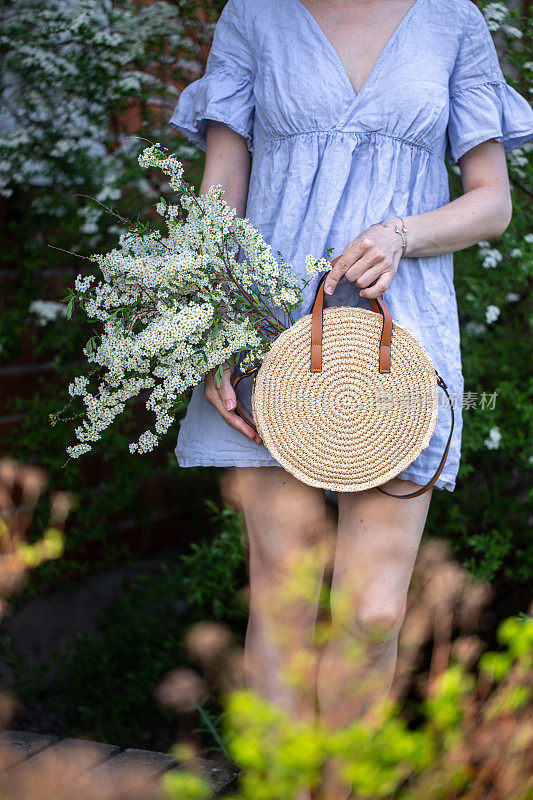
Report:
323,139,513,299
200,121,262,445
200,120,253,215
403,139,512,256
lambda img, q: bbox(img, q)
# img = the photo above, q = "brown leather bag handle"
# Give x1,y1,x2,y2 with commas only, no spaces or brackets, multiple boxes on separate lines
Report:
311,270,392,372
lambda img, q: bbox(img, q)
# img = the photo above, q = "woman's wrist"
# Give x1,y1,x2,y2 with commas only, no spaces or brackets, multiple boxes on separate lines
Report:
378,215,423,257
377,216,409,256
397,215,419,257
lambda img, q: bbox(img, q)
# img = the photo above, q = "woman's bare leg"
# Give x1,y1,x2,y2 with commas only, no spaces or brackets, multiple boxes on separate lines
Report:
315,477,433,799
223,466,331,800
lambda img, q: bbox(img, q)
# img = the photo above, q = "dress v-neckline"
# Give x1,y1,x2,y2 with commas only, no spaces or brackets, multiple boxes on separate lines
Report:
291,0,425,100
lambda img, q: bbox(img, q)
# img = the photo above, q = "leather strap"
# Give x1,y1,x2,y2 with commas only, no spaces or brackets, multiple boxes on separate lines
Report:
376,373,455,498
311,271,392,373
231,367,260,433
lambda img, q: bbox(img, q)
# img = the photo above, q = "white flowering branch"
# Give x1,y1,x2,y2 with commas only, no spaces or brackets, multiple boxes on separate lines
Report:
54,143,331,461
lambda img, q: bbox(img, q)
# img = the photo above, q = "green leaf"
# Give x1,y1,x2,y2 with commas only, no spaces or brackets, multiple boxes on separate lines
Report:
214,364,224,388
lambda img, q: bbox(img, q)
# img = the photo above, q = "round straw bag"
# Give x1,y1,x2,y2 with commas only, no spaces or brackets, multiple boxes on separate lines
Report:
232,272,454,498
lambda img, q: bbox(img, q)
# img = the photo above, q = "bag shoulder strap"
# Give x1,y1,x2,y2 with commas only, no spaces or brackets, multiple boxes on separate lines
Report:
376,373,455,499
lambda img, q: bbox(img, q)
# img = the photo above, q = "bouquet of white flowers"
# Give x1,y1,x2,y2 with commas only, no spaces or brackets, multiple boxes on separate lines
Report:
54,143,330,461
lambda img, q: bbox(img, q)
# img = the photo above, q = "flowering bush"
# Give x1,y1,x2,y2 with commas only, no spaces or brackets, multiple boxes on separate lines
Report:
0,0,188,221
58,143,329,460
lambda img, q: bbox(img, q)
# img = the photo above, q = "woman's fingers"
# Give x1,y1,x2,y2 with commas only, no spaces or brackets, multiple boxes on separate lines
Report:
217,368,238,411
324,240,383,295
324,252,356,295
236,397,256,428
348,243,389,279
236,398,262,444
363,272,393,299
206,387,260,442
204,370,262,444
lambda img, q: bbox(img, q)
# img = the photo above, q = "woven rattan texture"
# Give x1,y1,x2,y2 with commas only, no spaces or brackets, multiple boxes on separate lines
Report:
251,307,439,491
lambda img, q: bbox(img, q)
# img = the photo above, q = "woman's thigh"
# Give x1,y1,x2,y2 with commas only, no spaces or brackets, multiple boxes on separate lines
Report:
332,477,433,630
222,465,330,576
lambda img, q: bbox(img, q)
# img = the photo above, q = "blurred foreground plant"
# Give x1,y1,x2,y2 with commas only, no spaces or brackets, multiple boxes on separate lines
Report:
0,462,531,799
0,458,69,618
0,457,70,729
156,473,532,800
160,584,532,800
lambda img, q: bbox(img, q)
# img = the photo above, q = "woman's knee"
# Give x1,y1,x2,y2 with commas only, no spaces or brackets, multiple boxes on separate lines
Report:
338,597,407,646
357,601,406,637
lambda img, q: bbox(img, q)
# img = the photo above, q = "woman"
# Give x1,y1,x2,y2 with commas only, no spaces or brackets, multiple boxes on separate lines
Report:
170,0,533,796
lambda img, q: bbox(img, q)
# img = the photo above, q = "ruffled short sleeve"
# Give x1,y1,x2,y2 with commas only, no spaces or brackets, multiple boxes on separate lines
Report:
445,3,533,165
169,0,255,154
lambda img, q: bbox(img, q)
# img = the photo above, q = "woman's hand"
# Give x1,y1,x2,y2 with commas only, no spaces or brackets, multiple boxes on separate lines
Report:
204,358,262,445
324,220,405,299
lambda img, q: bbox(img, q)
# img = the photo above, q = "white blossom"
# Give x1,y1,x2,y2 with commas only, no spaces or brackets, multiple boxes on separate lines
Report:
29,299,68,325
305,255,332,277
502,24,522,38
63,145,321,459
478,242,503,269
465,320,487,336
484,426,502,450
482,2,522,37
483,2,508,31
485,305,501,324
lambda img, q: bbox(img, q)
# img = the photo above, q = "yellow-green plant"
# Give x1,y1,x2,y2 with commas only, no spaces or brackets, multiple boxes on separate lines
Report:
158,534,532,800
0,458,68,612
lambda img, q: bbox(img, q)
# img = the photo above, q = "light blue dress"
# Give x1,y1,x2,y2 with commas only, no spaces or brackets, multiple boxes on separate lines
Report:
169,0,533,491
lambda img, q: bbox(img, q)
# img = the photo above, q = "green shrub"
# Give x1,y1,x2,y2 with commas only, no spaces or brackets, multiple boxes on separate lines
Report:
0,501,248,746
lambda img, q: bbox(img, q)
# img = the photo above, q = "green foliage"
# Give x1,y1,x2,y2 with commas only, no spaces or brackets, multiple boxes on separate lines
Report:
160,770,212,800
0,501,248,746
161,614,533,800
421,5,533,585
180,500,249,621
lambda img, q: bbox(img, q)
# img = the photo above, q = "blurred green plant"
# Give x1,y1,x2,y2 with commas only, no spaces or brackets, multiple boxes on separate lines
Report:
157,537,533,800
0,457,70,727
0,458,69,607
0,499,248,746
